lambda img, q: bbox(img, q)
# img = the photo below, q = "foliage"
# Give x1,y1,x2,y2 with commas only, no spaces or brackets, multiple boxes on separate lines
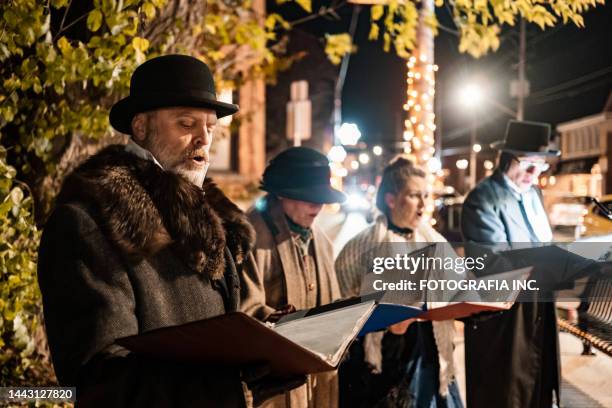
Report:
324,33,358,65
368,0,605,58
0,0,290,218
0,0,290,386
0,147,47,385
0,0,605,389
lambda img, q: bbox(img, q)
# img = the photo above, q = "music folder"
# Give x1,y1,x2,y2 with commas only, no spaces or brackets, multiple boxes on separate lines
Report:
116,268,526,377
117,298,378,376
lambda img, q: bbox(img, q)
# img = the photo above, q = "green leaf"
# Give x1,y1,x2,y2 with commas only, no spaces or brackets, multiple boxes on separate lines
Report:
142,3,156,21
56,36,72,57
371,5,384,21
294,0,312,13
87,10,103,32
368,24,380,41
132,37,149,53
50,0,70,9
324,33,356,65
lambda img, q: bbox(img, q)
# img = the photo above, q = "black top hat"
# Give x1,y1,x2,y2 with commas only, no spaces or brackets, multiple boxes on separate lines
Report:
490,120,560,157
109,54,239,135
261,147,347,204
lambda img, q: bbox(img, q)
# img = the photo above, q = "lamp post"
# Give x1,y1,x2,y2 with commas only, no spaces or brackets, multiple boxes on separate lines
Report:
459,83,483,189
458,82,520,188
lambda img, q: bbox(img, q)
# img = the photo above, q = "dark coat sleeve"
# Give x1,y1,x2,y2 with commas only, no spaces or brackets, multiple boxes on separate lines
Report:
37,203,246,408
461,182,508,243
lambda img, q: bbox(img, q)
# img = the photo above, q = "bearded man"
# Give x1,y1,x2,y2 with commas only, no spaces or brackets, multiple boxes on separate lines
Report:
37,55,302,407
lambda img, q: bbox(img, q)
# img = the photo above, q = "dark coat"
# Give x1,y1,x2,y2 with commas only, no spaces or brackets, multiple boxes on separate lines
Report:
37,145,256,407
461,171,560,408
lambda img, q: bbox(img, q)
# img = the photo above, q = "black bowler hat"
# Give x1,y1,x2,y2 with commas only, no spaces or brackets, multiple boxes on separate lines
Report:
109,54,239,135
261,147,347,204
490,120,560,157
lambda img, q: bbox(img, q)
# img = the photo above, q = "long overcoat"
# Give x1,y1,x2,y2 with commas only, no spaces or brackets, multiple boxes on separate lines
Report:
461,170,560,408
38,145,257,407
240,195,341,408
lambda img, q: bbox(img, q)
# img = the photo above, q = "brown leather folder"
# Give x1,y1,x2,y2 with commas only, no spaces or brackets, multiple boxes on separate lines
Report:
116,312,338,376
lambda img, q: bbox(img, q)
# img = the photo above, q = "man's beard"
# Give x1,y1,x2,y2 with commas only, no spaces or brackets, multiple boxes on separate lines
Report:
174,163,209,187
144,132,209,187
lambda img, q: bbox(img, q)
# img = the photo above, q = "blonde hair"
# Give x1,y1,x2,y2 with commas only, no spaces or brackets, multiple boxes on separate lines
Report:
376,156,426,216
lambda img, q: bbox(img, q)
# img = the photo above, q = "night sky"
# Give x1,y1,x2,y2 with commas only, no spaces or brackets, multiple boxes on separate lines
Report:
270,1,612,150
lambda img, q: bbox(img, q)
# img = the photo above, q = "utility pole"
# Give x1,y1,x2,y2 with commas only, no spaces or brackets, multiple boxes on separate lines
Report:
469,118,477,189
333,6,361,144
517,18,526,120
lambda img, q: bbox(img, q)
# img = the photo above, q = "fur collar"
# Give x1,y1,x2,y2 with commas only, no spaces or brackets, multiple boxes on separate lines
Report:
55,145,255,279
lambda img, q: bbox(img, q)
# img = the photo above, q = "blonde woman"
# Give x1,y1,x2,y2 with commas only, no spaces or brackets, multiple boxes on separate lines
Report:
336,157,463,408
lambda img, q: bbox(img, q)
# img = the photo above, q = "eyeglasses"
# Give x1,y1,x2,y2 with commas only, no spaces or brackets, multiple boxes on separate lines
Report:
511,156,550,173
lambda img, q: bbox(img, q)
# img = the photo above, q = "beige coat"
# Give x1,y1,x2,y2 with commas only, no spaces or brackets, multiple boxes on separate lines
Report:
240,196,340,408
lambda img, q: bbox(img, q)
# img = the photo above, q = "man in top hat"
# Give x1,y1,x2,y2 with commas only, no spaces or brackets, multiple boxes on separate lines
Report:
240,147,346,407
37,54,302,407
461,120,561,408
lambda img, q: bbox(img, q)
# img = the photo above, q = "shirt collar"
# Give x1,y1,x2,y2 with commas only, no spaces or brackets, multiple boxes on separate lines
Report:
502,174,524,199
285,215,313,243
125,139,164,169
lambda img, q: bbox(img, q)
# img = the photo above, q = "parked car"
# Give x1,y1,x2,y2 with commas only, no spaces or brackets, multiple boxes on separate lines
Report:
581,194,612,237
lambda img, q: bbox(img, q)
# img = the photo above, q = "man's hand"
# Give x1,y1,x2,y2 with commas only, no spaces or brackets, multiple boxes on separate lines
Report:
242,363,306,407
388,318,416,335
265,304,296,323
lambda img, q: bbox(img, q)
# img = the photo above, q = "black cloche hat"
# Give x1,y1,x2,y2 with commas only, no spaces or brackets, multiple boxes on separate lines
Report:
261,147,347,204
109,54,239,135
490,120,560,157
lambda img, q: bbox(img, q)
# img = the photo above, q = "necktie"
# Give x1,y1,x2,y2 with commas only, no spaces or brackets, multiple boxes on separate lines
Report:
518,196,540,242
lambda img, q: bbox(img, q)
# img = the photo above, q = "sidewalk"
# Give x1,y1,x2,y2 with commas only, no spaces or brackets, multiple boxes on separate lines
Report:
453,324,612,408
320,210,612,407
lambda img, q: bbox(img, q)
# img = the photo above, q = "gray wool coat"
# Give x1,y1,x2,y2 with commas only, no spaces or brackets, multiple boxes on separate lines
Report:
37,146,257,407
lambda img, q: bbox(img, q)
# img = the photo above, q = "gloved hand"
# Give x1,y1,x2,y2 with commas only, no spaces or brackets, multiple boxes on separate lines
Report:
242,363,306,407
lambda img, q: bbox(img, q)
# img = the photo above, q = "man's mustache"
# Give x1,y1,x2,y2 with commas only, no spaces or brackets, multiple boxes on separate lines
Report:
184,148,209,163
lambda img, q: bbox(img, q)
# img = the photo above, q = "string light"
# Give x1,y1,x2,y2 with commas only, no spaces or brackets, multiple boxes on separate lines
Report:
404,46,440,223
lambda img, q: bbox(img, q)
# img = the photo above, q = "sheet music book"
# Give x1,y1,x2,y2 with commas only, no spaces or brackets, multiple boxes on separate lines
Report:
117,299,378,376
280,267,531,336
116,267,530,376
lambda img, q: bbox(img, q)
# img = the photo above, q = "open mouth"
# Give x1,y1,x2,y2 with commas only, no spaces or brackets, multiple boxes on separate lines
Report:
190,154,208,165
416,211,424,218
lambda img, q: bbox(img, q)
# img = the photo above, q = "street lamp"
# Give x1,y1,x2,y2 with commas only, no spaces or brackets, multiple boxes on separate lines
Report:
328,145,347,163
458,82,484,190
338,123,362,146
358,152,370,165
459,83,483,108
456,159,469,170
372,145,383,156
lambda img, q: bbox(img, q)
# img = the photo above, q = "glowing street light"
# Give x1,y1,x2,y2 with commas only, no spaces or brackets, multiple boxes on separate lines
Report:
473,143,482,153
372,145,383,156
338,123,362,146
350,160,360,170
358,153,370,165
459,83,483,108
328,145,347,163
456,159,469,170
427,157,441,173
